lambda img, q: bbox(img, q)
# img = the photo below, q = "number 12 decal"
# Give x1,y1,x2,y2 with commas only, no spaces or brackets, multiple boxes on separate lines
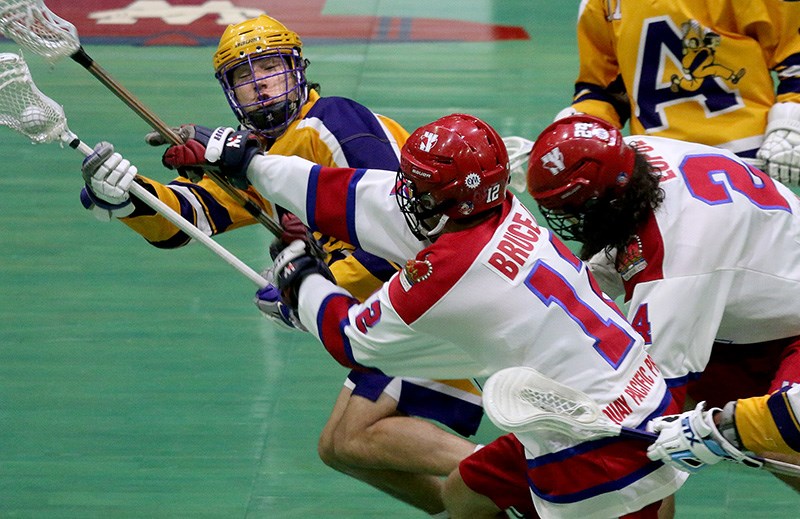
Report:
486,183,501,204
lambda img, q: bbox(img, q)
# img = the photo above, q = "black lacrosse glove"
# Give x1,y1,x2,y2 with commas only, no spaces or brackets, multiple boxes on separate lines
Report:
271,239,335,311
161,126,263,189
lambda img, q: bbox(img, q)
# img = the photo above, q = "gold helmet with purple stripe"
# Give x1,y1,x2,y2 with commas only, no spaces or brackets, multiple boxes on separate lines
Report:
213,15,308,136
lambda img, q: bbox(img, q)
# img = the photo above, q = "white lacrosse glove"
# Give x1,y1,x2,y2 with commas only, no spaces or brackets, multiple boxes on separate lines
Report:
502,136,535,192
586,249,624,300
253,268,308,332
80,142,137,221
756,102,800,184
646,402,763,473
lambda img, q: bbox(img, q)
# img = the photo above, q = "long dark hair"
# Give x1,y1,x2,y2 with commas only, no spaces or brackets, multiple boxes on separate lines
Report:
577,151,664,260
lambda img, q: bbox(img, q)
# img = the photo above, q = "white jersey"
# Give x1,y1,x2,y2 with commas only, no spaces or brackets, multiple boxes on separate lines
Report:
247,155,687,518
589,135,800,390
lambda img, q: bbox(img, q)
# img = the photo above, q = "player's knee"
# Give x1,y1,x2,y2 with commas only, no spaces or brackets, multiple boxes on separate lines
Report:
317,428,338,468
317,426,355,471
317,423,367,470
658,495,676,519
318,393,401,469
443,467,503,518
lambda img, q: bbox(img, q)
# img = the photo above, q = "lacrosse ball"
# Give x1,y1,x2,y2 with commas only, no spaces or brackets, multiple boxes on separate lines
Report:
20,106,48,134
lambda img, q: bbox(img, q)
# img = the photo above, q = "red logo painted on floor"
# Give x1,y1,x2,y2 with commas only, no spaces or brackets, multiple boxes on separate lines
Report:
28,1,529,46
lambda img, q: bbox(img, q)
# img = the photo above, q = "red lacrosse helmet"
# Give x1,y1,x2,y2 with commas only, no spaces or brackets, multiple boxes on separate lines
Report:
527,114,635,212
397,113,509,239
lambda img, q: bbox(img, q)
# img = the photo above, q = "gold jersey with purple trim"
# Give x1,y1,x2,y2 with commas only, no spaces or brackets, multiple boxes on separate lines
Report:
122,89,408,296
116,89,484,436
736,386,800,455
571,0,800,158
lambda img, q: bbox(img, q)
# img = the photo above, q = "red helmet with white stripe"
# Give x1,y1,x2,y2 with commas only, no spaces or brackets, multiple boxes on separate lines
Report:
526,114,635,241
396,113,509,239
527,114,634,211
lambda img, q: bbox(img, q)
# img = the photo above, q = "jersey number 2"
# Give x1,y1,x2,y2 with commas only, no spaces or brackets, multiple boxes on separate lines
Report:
681,154,791,212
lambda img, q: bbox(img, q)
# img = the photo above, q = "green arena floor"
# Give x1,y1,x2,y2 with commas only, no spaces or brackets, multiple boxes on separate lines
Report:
1,1,798,517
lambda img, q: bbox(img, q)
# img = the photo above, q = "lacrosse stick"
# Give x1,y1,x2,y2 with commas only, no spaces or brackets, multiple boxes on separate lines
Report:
483,365,800,478
0,0,283,238
502,136,534,193
0,52,268,288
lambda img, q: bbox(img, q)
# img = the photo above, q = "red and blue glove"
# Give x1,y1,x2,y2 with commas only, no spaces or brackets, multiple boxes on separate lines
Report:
268,239,334,311
161,125,263,189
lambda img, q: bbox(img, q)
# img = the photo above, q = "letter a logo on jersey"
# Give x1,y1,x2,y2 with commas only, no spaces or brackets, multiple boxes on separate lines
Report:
636,18,743,131
419,131,439,152
541,147,565,175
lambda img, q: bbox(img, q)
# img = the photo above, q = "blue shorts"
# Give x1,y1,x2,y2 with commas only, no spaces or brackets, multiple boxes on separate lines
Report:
345,370,484,437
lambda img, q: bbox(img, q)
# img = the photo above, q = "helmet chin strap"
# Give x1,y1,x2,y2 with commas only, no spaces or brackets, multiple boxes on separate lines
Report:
246,99,296,133
423,214,449,237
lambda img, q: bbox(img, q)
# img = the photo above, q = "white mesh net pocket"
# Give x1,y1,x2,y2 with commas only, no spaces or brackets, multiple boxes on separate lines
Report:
484,366,617,441
518,386,599,424
0,0,79,63
0,52,66,143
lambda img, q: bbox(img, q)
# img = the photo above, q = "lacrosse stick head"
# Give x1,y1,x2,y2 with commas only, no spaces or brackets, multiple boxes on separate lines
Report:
0,52,70,143
502,135,534,192
483,366,618,441
0,0,79,63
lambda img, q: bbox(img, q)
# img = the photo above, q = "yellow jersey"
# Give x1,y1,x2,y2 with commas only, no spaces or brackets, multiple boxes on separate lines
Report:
571,0,800,158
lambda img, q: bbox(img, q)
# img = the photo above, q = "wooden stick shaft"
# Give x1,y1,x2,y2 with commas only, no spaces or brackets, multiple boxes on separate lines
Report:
69,47,283,237
72,138,268,288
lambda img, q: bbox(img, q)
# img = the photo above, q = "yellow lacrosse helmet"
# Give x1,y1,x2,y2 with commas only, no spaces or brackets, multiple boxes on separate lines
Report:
213,15,309,136
213,14,302,74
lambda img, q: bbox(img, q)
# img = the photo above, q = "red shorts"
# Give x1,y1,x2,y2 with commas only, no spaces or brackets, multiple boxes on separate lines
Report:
458,433,664,518
687,336,800,408
458,434,535,516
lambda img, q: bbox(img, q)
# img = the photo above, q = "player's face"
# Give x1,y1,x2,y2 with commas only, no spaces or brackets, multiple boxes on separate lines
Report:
395,171,449,239
231,56,298,110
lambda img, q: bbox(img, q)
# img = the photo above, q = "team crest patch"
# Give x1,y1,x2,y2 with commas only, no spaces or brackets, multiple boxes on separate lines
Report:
400,257,433,291
616,235,647,281
465,173,481,189
457,200,475,216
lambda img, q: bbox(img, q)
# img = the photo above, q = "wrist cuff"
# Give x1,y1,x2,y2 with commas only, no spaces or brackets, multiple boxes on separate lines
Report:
718,401,743,449
82,184,131,211
766,103,800,134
